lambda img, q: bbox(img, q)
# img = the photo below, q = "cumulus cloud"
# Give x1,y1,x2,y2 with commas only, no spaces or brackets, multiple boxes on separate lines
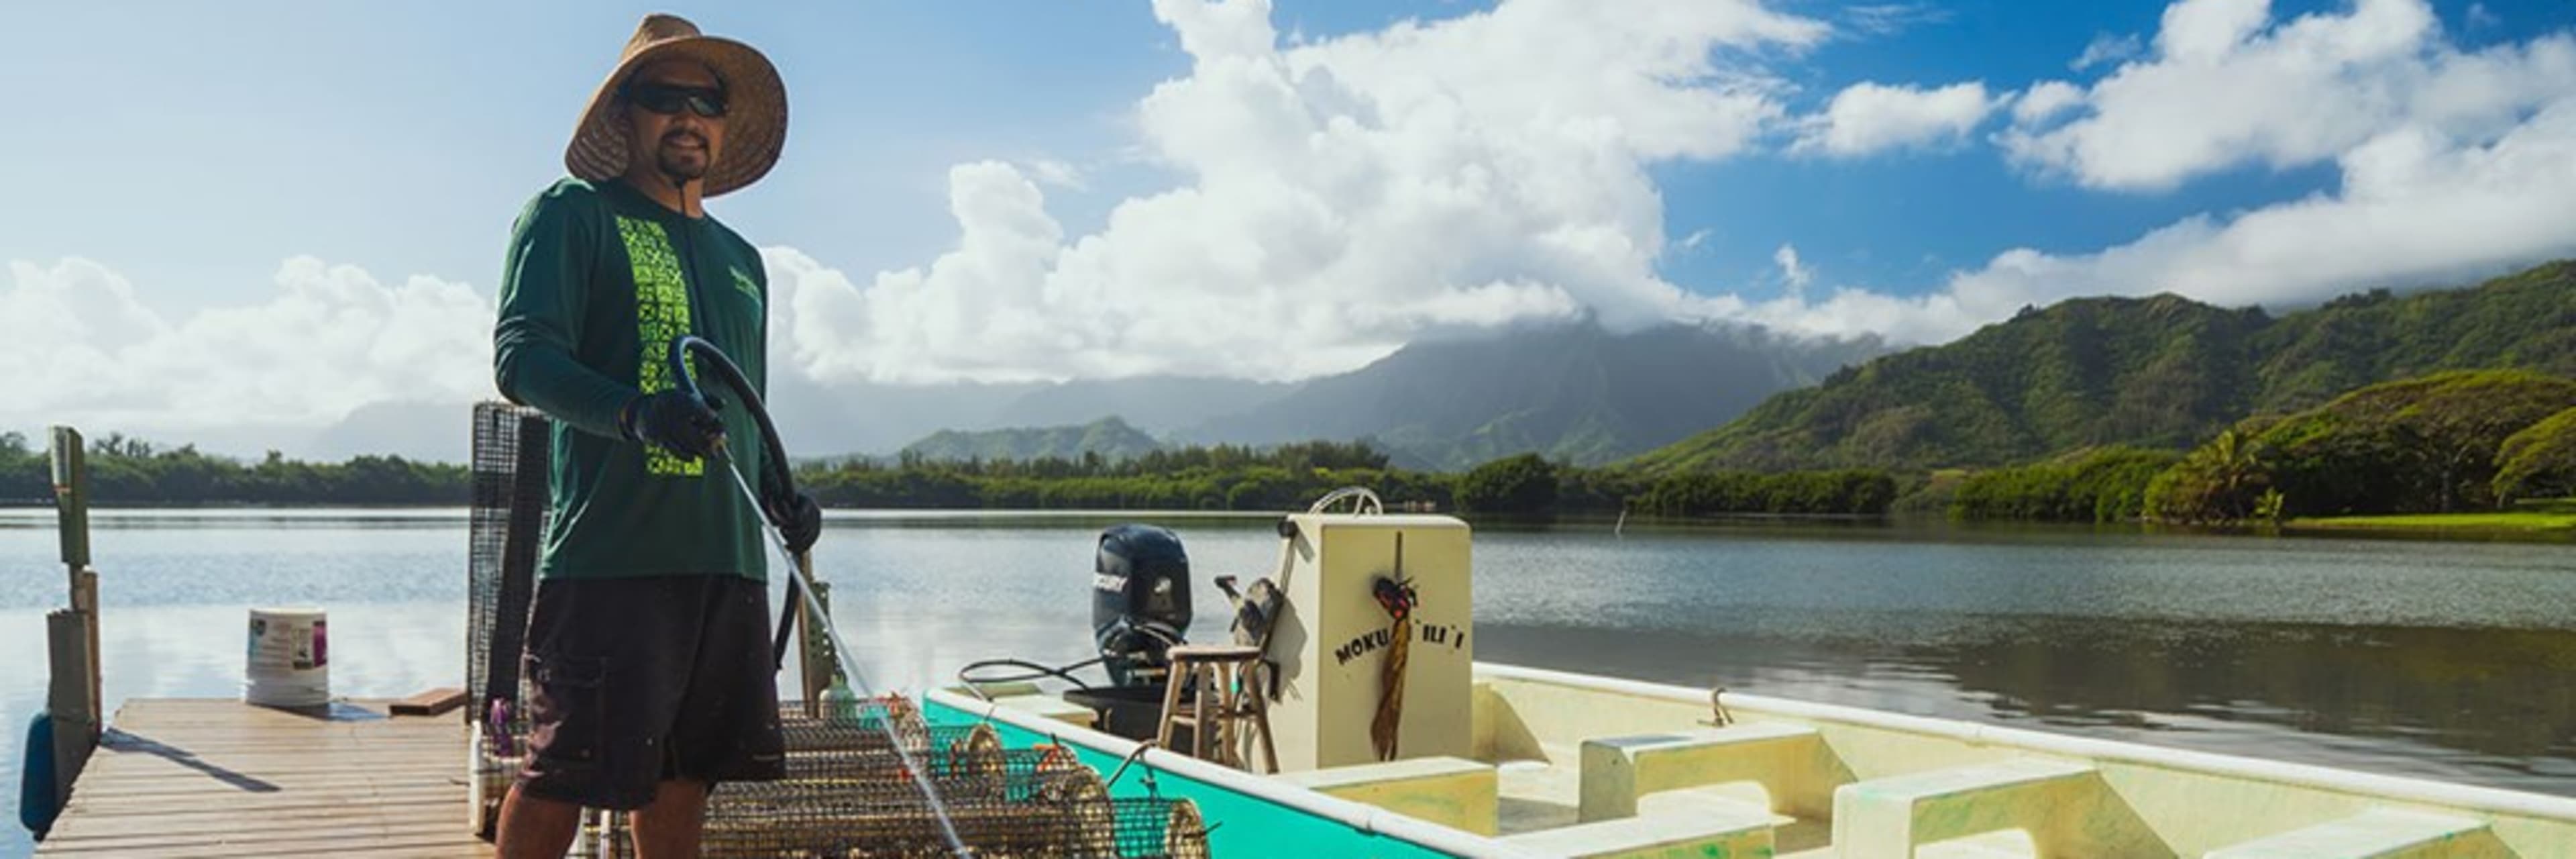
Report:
2011,80,2086,124
1,256,494,438
1020,158,1088,190
776,0,2574,368
1733,89,2576,344
25,0,2573,443
2002,0,2576,191
2071,32,2144,70
1793,81,1997,156
1773,244,1813,295
769,0,1830,383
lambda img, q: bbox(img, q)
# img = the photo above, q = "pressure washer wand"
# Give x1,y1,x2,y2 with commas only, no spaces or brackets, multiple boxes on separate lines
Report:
669,335,971,858
714,448,971,858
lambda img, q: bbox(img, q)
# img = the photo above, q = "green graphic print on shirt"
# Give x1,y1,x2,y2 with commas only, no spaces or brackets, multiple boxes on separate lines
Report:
616,215,704,478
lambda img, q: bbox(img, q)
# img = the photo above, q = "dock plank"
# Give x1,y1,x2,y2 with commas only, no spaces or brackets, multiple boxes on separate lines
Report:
34,698,493,858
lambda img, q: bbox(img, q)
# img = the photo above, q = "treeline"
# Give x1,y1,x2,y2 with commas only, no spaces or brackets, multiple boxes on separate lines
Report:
3,427,1905,518
1946,371,2576,523
1951,448,2180,523
1633,468,1898,517
800,464,1447,511
858,439,1391,478
796,440,1433,510
797,448,1898,517
0,432,469,505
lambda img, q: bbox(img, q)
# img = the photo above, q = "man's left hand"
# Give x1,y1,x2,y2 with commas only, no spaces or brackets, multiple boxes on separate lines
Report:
763,490,822,556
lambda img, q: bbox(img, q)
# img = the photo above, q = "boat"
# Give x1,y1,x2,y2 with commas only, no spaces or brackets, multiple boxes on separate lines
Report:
910,498,2576,858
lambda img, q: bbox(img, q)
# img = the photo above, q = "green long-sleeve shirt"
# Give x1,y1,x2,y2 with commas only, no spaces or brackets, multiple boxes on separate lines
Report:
493,178,771,581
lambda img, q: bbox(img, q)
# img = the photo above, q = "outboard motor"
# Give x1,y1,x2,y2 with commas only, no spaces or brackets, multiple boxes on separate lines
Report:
1092,524,1192,689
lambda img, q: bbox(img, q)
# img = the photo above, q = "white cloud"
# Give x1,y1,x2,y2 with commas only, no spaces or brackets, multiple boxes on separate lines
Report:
1,256,494,438
1020,158,1088,191
25,0,2571,447
769,0,1830,383
2002,0,2576,191
1733,96,2576,344
1845,3,1953,38
2072,32,2144,70
2012,80,2086,124
1794,81,1997,156
1773,244,1813,295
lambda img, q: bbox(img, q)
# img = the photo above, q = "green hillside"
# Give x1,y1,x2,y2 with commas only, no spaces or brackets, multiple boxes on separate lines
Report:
900,417,1163,463
2147,370,2576,521
1631,261,2576,474
1193,322,1880,470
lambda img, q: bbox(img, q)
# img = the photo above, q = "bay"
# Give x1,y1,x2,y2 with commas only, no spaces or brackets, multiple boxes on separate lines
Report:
1,509,2571,857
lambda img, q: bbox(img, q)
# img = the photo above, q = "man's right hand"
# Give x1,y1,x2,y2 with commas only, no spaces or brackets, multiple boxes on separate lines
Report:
621,391,726,459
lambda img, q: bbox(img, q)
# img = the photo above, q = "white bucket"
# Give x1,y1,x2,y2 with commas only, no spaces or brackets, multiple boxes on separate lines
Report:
244,607,329,707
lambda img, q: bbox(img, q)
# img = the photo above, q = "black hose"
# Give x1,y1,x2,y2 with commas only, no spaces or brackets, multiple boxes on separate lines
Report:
957,656,1106,691
665,336,806,668
665,335,795,501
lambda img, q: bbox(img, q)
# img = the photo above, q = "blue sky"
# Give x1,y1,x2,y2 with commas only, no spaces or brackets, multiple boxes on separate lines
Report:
5,0,2574,440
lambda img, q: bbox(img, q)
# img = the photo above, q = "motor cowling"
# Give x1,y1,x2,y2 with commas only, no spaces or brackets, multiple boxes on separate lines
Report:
1092,524,1191,688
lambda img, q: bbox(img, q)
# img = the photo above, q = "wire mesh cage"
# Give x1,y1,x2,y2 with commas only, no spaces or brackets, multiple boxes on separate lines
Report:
463,401,1213,857
467,402,550,721
563,704,1210,858
467,402,551,836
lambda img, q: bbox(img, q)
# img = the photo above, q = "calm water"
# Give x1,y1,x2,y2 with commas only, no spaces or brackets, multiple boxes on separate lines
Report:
3,509,2573,856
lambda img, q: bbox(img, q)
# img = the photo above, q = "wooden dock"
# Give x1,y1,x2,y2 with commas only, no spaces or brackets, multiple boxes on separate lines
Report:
34,698,494,858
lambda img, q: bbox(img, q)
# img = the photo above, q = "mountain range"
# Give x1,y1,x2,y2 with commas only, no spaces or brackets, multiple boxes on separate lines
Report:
1629,260,2576,474
1181,323,1880,469
286,321,1880,468
900,417,1165,463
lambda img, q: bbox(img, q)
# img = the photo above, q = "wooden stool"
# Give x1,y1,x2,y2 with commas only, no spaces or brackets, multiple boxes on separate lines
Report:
1155,644,1279,773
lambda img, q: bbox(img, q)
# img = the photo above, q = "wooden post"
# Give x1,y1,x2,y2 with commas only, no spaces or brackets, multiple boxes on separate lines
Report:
75,569,99,728
798,569,836,717
46,610,95,809
52,427,89,572
50,425,104,789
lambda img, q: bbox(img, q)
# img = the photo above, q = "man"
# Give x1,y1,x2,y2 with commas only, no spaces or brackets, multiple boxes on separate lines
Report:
490,14,822,858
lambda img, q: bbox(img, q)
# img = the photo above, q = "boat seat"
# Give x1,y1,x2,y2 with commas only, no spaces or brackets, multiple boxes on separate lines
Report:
2204,809,2508,858
1275,755,1498,836
1830,758,2101,858
1500,804,1776,858
1913,829,2041,858
1578,721,1825,822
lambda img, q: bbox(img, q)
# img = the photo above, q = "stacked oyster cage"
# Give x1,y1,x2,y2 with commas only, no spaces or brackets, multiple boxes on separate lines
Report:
466,402,1212,857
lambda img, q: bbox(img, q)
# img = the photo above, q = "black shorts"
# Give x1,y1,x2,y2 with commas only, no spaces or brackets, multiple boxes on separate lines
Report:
517,574,786,810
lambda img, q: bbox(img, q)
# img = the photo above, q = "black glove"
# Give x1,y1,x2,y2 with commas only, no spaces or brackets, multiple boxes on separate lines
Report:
620,391,725,460
763,489,822,556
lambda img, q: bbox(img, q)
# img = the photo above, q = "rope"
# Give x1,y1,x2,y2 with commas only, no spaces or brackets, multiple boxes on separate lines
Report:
1368,575,1415,761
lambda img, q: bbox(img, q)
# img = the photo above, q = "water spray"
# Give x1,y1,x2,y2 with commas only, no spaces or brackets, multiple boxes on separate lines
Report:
667,334,973,858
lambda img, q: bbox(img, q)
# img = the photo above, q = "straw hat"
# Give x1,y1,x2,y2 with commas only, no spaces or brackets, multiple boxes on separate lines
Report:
566,13,787,198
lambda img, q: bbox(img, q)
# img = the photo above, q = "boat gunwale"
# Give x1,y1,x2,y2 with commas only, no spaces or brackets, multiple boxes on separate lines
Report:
1476,661,2576,823
922,687,1538,859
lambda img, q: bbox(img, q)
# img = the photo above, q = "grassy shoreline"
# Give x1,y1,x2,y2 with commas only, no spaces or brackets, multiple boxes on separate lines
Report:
2290,501,2576,533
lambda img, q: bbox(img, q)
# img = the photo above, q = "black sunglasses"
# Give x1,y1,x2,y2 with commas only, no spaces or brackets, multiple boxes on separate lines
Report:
621,82,728,119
